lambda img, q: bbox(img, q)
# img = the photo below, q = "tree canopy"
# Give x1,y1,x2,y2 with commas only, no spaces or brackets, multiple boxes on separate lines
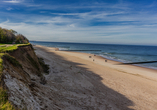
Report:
0,27,29,44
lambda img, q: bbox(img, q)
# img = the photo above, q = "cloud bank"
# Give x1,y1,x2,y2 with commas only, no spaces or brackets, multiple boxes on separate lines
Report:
0,0,157,45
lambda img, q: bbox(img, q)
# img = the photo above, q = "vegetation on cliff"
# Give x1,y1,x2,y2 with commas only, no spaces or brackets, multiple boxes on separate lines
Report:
0,27,50,109
0,28,30,109
0,44,37,110
0,44,30,110
0,43,30,53
0,27,29,44
0,43,34,110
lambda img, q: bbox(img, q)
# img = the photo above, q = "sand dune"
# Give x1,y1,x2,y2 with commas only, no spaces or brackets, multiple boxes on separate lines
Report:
34,45,157,110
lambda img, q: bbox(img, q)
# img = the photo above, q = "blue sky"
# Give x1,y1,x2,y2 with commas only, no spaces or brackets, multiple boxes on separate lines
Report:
0,0,157,45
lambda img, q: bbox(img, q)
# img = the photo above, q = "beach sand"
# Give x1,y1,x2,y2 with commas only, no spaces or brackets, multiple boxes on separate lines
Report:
34,45,157,110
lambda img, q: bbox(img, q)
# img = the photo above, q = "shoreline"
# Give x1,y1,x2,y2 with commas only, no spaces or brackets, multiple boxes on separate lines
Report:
64,50,157,80
100,55,157,71
32,43,157,70
58,47,157,71
36,45,157,81
33,44,157,110
59,48,157,74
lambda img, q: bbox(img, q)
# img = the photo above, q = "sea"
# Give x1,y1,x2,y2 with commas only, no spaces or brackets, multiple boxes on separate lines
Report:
30,41,157,70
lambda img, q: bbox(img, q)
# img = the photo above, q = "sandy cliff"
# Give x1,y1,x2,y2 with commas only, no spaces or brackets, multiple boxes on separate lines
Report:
1,45,48,110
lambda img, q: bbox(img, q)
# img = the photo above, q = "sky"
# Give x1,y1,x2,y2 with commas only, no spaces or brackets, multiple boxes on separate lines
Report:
0,0,157,45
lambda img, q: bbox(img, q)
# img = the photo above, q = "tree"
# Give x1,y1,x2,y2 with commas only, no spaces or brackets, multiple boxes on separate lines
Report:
9,29,17,35
0,27,29,44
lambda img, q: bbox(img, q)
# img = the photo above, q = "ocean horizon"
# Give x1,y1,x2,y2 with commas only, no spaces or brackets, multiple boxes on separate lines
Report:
30,41,157,70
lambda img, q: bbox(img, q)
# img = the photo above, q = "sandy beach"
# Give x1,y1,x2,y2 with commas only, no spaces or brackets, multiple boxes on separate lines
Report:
34,45,157,110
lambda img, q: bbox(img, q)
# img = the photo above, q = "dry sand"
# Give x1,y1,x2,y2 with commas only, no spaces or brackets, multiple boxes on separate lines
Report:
34,45,157,110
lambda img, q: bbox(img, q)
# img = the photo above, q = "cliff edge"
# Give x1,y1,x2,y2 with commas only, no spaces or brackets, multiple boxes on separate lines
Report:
0,44,49,110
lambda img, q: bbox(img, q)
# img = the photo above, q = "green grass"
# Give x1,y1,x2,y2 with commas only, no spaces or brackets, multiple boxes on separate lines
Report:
0,43,30,53
0,45,17,53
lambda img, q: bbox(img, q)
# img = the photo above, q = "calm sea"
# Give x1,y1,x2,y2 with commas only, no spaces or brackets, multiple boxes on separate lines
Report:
30,41,157,70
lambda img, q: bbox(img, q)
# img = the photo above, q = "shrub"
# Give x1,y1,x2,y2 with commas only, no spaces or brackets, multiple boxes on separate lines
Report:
38,58,49,74
0,27,29,44
4,54,22,68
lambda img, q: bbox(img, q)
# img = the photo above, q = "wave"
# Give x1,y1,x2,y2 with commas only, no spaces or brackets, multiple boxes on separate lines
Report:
58,47,69,51
102,52,157,56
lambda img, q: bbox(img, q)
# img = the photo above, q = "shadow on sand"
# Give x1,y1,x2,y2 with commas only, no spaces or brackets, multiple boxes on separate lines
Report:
36,47,134,110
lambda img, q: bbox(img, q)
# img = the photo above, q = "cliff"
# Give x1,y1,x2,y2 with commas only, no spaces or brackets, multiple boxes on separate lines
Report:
0,44,49,110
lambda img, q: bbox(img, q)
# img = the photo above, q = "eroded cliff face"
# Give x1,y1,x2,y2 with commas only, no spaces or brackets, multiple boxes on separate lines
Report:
1,45,48,110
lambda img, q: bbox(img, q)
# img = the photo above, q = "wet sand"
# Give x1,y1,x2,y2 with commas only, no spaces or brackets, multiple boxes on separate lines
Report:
34,45,157,110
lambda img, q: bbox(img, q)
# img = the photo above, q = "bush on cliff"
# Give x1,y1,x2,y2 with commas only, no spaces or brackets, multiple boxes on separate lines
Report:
0,27,29,44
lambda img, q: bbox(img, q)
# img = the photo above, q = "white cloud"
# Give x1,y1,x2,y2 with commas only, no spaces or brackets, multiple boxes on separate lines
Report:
3,0,22,3
6,7,13,11
69,24,75,27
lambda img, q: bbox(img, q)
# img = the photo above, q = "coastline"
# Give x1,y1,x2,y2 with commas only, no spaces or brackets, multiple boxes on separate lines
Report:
34,44,157,81
59,47,157,81
34,44,157,110
31,42,157,70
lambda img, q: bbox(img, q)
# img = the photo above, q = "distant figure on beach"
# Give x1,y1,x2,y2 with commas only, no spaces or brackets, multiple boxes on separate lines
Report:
89,56,92,58
55,48,59,51
93,59,94,61
94,54,96,56
105,60,107,62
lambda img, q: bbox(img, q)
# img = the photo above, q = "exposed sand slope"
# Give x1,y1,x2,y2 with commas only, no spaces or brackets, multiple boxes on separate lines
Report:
34,45,157,110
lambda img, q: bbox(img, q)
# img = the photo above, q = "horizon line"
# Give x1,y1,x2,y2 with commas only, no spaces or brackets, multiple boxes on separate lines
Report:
30,40,157,47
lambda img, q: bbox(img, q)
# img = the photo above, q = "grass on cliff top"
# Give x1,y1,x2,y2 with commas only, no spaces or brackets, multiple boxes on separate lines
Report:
0,45,17,53
0,43,30,53
0,54,15,110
